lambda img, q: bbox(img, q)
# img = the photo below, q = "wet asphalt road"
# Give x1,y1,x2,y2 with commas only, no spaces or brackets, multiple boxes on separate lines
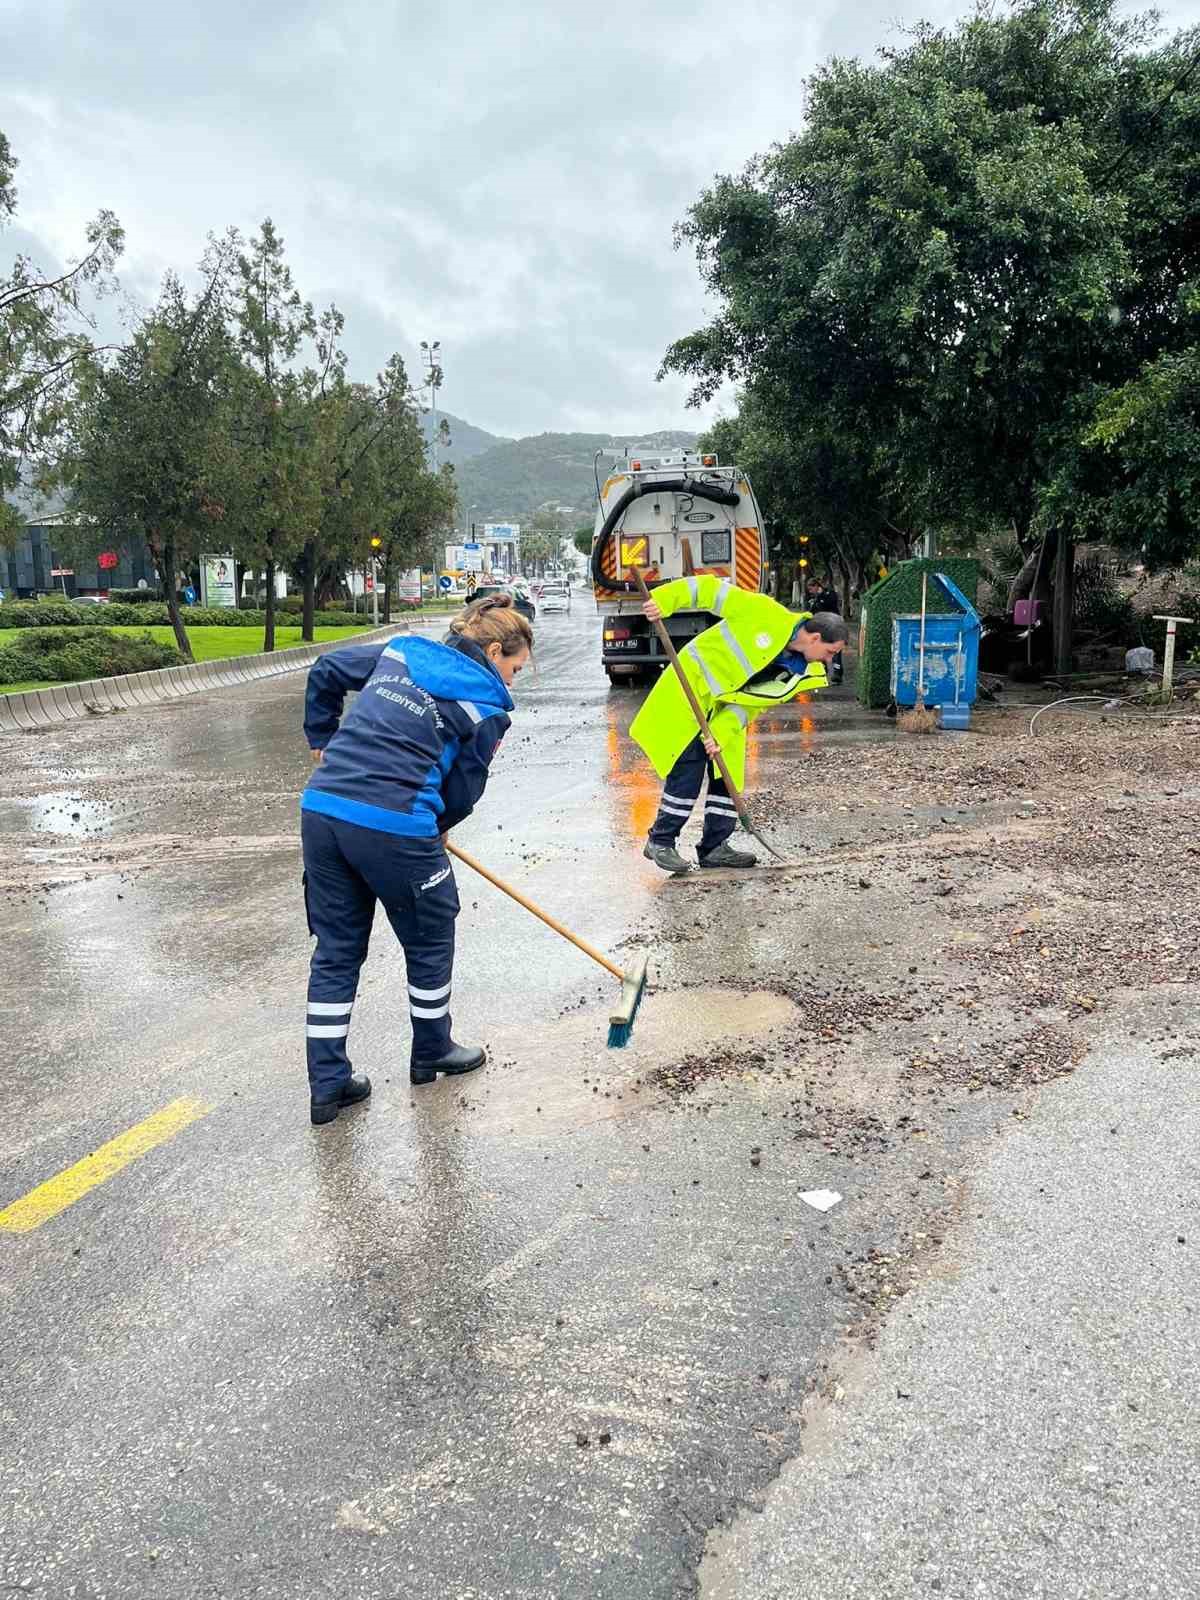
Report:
4,612,1195,1599
1,609,912,1600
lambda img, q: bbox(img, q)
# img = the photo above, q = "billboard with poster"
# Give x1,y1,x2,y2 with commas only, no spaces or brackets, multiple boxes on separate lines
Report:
398,568,422,604
200,554,237,608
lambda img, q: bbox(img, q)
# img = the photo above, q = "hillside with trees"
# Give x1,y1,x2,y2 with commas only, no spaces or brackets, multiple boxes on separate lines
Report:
418,409,506,468
453,428,700,526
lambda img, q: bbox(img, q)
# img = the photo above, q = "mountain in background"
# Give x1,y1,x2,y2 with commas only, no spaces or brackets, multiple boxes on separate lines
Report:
451,428,701,529
419,409,508,468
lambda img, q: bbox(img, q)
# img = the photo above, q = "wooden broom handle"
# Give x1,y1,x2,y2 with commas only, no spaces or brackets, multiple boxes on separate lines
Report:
445,840,625,982
631,568,753,825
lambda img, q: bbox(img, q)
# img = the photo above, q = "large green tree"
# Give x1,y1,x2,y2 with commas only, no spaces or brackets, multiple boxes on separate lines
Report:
228,220,320,651
66,244,239,659
663,1,1200,639
315,351,436,636
1,131,123,537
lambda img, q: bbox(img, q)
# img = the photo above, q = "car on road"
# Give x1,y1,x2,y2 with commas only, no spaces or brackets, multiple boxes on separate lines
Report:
73,595,109,605
466,582,536,623
540,582,571,614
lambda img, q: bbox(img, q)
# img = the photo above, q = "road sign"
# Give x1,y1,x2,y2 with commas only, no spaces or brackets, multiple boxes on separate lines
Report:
439,575,452,591
365,575,374,592
465,572,477,595
461,542,483,573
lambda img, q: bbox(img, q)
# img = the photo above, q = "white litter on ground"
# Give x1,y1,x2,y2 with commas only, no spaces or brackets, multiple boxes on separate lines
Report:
799,1189,843,1212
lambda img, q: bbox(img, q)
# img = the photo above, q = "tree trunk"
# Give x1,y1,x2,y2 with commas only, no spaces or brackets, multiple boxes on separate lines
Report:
1007,531,1058,617
852,554,870,602
1053,534,1075,676
300,538,316,643
150,533,193,662
834,552,853,618
263,551,277,652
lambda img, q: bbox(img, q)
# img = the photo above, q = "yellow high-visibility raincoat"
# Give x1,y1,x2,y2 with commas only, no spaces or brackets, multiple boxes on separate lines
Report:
630,576,828,790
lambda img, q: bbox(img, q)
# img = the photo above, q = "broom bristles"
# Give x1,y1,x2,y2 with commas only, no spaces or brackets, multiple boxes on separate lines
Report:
607,955,649,1049
897,699,939,733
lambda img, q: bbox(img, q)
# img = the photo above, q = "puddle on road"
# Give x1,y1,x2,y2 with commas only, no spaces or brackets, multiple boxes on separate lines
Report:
0,791,113,839
443,987,801,1137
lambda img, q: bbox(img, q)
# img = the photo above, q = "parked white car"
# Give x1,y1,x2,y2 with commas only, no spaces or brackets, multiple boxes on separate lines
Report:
540,583,571,614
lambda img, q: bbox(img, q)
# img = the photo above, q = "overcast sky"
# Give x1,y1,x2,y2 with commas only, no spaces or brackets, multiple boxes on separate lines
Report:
3,0,1198,440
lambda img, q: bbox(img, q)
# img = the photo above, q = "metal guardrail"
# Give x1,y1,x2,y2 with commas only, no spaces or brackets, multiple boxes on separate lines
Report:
0,620,446,737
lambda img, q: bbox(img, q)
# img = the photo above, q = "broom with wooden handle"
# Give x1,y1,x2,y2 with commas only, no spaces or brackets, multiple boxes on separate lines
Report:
631,568,791,865
445,841,649,1047
897,572,939,733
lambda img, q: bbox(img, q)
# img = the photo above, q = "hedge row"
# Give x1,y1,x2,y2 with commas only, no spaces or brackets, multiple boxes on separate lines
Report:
0,601,366,629
0,627,183,685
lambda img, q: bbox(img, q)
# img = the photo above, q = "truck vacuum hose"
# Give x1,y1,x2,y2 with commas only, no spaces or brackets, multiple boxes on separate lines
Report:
589,477,741,594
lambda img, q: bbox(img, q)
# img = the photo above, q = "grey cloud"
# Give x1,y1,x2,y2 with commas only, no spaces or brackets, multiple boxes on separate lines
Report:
6,0,1199,437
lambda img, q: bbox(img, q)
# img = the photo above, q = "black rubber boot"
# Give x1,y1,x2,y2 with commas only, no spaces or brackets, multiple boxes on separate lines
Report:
697,841,758,869
643,841,692,875
310,1073,372,1126
410,1043,486,1086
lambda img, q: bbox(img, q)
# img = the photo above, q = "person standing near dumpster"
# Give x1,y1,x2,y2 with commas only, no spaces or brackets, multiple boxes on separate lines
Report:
807,576,844,682
300,595,532,1125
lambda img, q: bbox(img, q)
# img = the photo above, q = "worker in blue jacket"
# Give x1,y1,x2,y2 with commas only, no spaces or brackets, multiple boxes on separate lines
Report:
301,595,532,1125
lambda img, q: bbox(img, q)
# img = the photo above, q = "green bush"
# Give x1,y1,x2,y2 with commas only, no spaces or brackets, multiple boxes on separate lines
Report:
314,610,369,627
0,602,87,628
108,587,163,604
176,605,364,627
101,602,169,624
1074,559,1143,648
278,594,304,614
0,627,183,685
0,600,368,632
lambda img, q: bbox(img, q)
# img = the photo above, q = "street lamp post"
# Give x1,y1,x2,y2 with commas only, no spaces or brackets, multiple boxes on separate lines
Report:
369,536,382,625
420,339,443,472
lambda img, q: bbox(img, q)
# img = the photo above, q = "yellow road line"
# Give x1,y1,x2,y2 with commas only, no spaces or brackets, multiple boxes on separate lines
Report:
0,1096,211,1234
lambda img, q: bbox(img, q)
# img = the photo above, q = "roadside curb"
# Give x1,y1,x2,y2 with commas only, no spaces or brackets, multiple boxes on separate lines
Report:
0,619,448,736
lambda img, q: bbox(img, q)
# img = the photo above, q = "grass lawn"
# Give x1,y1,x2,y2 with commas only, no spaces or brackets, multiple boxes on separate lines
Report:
105,623,379,660
0,622,380,694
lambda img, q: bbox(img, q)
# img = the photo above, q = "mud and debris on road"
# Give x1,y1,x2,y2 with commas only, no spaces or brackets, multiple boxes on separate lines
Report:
1,622,1197,1600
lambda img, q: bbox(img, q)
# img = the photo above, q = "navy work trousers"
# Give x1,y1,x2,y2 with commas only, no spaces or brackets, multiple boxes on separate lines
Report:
647,734,739,855
301,812,460,1096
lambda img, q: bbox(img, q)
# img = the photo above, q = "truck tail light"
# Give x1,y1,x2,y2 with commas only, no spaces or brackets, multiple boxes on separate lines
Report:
604,628,631,641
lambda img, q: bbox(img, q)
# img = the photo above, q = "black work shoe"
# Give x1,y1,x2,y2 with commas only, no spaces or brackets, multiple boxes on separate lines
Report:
310,1073,372,1126
410,1043,486,1086
643,840,692,875
697,841,758,869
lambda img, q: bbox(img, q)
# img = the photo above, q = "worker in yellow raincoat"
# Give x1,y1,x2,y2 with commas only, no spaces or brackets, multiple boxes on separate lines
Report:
631,575,848,873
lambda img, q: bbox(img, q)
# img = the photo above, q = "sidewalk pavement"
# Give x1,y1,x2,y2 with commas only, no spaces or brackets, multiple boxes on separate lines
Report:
702,1008,1200,1600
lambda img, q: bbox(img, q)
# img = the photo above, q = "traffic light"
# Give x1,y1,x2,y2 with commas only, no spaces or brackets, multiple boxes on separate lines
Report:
369,536,382,550
798,557,809,569
798,534,810,545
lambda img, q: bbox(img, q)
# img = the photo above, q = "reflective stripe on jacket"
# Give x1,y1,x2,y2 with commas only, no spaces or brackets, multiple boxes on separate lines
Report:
630,576,827,790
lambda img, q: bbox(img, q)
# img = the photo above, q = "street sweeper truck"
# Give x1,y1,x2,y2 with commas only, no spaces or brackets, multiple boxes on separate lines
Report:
589,447,767,685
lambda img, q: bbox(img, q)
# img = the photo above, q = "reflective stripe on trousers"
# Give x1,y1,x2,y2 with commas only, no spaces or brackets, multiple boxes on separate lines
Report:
301,813,460,1095
647,734,738,854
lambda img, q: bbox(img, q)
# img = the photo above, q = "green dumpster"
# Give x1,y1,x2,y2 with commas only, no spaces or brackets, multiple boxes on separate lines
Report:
855,557,980,709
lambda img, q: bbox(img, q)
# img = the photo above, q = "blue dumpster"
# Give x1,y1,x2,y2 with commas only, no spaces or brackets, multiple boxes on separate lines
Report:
890,572,981,729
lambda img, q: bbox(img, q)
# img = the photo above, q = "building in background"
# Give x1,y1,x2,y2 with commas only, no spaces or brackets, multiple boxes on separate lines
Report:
1,491,154,598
